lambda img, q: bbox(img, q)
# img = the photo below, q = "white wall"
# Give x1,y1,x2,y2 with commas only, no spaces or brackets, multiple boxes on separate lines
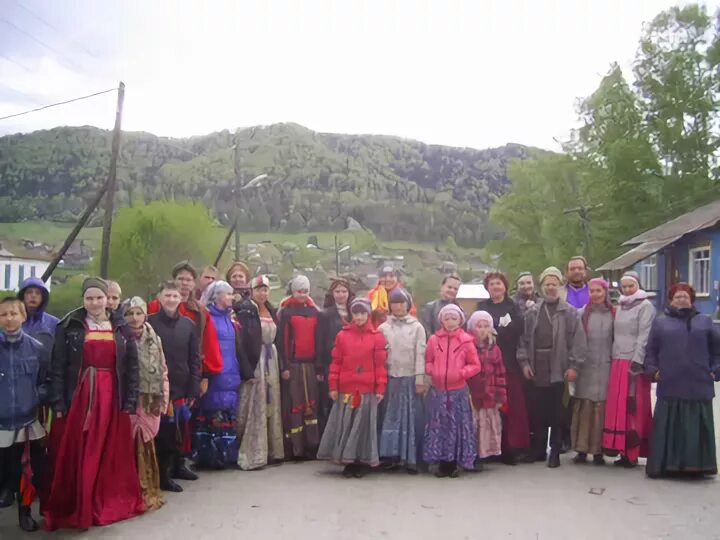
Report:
0,258,51,292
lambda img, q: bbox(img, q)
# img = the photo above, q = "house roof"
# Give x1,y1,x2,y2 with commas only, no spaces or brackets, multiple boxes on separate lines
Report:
456,283,489,300
622,199,720,246
596,236,681,271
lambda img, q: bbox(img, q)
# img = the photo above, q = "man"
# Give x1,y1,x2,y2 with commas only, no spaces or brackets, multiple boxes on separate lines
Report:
194,265,218,304
106,281,123,316
513,272,540,318
420,273,462,337
563,256,590,309
148,281,200,492
518,266,584,469
17,277,59,352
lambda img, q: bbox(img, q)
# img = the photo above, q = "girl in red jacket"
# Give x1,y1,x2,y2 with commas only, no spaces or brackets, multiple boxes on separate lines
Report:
423,304,481,477
317,299,388,478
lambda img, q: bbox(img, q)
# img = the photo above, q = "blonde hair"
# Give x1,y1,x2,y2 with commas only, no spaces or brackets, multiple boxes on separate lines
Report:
0,298,26,318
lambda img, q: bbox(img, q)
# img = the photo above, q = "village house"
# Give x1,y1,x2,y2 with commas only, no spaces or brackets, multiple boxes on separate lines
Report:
0,243,52,292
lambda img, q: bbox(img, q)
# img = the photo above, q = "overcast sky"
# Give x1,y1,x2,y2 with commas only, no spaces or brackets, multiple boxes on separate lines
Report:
0,0,704,150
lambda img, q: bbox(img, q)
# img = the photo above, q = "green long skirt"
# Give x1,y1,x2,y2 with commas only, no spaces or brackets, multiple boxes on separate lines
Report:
647,398,717,478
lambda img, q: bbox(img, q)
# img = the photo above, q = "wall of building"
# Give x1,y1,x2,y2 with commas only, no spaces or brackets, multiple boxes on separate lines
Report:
0,258,51,292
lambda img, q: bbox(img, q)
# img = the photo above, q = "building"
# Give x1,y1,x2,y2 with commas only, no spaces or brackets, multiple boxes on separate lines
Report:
455,282,489,315
597,199,720,317
0,243,51,292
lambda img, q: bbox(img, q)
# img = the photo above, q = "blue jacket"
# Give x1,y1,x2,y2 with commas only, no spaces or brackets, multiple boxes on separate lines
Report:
645,306,720,401
0,330,50,431
18,277,59,352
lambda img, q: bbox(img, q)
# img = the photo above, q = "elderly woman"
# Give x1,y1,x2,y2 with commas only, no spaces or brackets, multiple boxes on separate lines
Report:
235,276,285,470
645,283,720,479
572,278,614,466
602,271,655,468
193,281,253,469
123,297,169,511
44,278,143,531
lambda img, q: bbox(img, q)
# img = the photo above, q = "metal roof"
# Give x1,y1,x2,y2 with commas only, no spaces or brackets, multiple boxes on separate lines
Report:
597,236,681,271
622,199,720,246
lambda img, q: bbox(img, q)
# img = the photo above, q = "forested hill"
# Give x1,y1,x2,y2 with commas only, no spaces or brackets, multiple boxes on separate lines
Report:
0,123,538,246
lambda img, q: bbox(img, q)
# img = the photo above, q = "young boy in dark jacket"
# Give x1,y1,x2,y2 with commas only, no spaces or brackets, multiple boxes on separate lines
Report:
0,298,50,532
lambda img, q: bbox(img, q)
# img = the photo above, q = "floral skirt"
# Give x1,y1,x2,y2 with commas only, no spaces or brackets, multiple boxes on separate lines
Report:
423,387,477,469
192,410,239,469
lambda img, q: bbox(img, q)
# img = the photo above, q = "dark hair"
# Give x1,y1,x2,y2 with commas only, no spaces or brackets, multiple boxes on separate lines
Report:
483,272,509,294
567,255,588,270
323,279,356,309
159,280,179,293
172,261,198,279
442,273,462,285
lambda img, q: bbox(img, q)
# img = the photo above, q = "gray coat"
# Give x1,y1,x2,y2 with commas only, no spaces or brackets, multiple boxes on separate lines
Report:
379,315,427,385
518,299,585,384
612,297,655,366
575,305,613,402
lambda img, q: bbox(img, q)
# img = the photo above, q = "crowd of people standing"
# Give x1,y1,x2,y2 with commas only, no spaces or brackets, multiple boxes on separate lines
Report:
0,255,718,532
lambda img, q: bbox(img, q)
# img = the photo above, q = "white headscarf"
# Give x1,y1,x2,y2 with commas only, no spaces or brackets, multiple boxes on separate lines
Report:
291,275,310,293
203,280,234,305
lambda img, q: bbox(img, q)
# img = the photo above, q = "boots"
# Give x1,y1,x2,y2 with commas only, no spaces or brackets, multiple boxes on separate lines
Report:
547,449,561,468
159,458,183,492
0,487,14,508
17,494,38,533
172,457,198,481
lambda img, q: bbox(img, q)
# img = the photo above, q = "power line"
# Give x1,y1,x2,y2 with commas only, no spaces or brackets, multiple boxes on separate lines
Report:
0,87,117,121
0,18,84,72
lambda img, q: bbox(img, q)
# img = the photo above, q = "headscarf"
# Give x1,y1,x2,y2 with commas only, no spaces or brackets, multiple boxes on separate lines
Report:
389,288,413,310
82,277,108,296
251,275,270,289
467,310,496,335
291,275,310,293
370,267,398,313
668,282,696,304
582,278,615,333
437,303,466,326
122,296,148,317
619,271,648,307
203,280,233,306
516,271,533,283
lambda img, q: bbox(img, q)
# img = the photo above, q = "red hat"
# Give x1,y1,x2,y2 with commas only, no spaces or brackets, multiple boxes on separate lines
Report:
668,283,696,304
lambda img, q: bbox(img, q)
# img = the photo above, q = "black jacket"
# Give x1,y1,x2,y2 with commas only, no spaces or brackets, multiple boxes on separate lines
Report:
148,308,201,400
477,297,524,372
317,306,350,370
234,298,279,374
51,308,139,414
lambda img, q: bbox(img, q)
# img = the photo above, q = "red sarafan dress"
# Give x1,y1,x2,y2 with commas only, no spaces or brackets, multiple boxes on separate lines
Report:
43,323,144,531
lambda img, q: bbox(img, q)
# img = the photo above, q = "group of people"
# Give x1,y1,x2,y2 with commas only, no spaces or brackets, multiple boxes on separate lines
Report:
0,255,717,533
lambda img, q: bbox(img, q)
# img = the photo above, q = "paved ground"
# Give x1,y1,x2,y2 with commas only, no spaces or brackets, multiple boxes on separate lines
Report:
1,456,718,540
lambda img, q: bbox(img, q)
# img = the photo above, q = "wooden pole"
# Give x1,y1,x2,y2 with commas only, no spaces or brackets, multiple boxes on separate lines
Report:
214,221,236,267
99,82,125,278
233,138,242,261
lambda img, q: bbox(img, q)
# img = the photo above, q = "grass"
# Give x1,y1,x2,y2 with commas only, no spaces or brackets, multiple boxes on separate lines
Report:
0,221,102,248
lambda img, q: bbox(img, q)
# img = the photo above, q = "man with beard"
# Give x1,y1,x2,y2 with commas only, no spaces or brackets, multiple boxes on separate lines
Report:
563,256,590,309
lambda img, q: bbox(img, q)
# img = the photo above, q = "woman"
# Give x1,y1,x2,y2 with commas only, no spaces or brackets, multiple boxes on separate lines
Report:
602,271,655,468
572,278,614,466
317,278,355,431
235,275,285,470
645,283,720,478
368,266,416,326
226,261,251,305
193,281,253,469
477,272,531,464
123,297,169,511
44,277,143,531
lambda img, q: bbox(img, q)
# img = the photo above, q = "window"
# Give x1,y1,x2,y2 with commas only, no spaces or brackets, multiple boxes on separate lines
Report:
639,255,658,291
3,265,10,289
17,265,25,288
689,246,711,296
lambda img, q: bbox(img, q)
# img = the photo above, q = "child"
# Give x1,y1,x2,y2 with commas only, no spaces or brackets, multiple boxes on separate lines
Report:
378,288,426,473
424,304,480,478
0,298,49,532
317,299,387,478
467,311,507,465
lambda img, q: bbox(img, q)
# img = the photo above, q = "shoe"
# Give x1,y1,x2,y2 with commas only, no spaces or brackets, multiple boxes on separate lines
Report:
518,452,536,464
593,454,606,466
18,495,38,533
172,463,199,481
381,461,401,472
500,452,517,466
160,475,184,492
0,487,13,508
547,451,560,468
573,452,587,464
406,467,419,475
448,465,460,478
352,464,367,478
613,455,637,468
342,465,355,478
434,463,450,478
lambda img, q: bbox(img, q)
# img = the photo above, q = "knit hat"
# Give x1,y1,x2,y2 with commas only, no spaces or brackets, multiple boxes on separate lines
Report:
122,296,148,316
251,275,270,289
437,303,466,325
389,288,413,309
350,298,372,315
172,261,198,279
290,275,311,293
668,282,695,304
539,266,563,285
467,310,496,334
516,271,533,283
82,277,108,296
620,270,641,288
204,280,234,305
226,261,250,284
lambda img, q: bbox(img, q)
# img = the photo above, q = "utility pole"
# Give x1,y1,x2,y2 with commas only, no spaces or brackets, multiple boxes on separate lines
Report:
563,203,603,262
233,135,242,261
334,234,340,276
99,82,125,279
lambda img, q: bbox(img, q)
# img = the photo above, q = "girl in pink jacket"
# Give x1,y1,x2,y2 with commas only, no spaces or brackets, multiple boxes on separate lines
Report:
423,304,481,477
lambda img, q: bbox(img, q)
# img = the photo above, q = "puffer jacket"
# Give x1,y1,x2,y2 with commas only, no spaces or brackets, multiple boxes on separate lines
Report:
379,315,426,385
426,328,481,391
0,330,50,430
329,322,388,395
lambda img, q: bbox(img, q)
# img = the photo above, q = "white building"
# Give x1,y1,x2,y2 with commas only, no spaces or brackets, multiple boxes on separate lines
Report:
0,244,51,292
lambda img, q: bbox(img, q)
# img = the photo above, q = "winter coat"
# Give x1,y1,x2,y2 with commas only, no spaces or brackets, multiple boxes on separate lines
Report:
50,308,139,414
278,297,321,371
329,322,388,395
576,304,614,401
612,294,655,366
18,277,59,352
379,315,426,385
518,299,585,384
477,298,524,372
645,306,720,401
0,330,50,430
201,304,253,413
420,299,458,339
513,292,541,319
467,341,507,410
135,322,167,400
425,328,481,391
317,305,350,371
148,308,201,400
235,297,279,374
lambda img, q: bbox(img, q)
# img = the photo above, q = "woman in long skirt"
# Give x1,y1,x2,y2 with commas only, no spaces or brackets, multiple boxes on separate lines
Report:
123,297,169,511
318,299,387,477
645,283,719,478
44,278,143,531
602,271,655,468
236,276,285,470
